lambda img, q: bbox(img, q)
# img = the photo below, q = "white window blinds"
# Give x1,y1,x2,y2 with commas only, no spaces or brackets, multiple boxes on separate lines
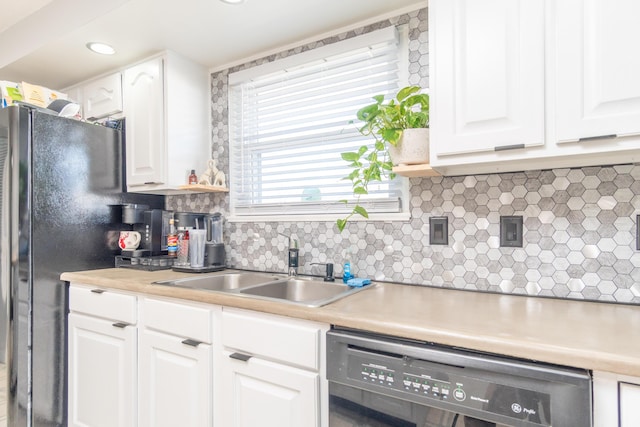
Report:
229,26,407,219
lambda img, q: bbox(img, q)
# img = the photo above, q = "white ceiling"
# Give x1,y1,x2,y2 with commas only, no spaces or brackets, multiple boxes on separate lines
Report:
0,0,426,90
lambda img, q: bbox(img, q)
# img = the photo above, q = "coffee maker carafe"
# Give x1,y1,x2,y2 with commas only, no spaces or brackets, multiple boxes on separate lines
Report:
204,213,225,266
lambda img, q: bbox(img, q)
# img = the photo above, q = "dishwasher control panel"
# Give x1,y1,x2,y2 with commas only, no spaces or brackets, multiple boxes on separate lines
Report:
353,355,550,425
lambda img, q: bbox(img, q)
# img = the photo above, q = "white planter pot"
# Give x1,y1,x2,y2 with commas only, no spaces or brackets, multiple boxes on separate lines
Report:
387,128,429,166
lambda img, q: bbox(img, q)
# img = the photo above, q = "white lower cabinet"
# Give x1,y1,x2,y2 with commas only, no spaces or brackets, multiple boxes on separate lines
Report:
220,351,319,427
620,381,640,426
138,329,211,427
593,371,640,426
219,307,329,427
68,285,330,427
68,286,137,427
138,297,214,427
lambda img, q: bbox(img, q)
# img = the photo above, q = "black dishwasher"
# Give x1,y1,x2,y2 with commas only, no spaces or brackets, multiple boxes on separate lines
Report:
327,328,592,427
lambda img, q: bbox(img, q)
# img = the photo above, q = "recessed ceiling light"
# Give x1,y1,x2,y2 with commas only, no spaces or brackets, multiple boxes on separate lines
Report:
86,42,115,55
220,0,244,4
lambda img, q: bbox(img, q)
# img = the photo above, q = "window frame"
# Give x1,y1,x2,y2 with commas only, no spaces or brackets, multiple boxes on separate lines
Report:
227,25,411,224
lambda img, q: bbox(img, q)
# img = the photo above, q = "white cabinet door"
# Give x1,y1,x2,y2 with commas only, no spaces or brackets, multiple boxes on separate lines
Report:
123,57,165,188
429,0,544,157
620,382,640,427
554,0,640,143
138,329,212,427
220,351,319,427
83,72,123,120
68,313,136,427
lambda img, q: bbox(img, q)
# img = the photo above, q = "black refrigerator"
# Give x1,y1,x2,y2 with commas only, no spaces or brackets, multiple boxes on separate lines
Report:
0,104,164,426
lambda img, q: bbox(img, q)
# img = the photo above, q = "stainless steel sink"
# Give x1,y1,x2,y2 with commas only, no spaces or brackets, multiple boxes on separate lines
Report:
153,272,281,292
238,278,369,307
153,271,372,307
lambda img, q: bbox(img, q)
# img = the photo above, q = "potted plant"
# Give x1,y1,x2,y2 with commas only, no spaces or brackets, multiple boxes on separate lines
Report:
337,86,429,232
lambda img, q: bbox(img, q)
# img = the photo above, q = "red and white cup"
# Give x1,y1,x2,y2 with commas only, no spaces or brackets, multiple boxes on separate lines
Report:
119,231,141,250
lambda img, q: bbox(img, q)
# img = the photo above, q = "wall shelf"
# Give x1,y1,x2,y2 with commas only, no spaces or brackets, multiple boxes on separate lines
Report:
177,184,229,193
392,164,441,177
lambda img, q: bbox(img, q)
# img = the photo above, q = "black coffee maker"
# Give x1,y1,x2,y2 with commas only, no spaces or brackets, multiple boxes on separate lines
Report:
121,204,172,257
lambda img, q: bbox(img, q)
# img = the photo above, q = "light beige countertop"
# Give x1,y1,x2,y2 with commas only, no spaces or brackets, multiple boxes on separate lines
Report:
61,268,640,377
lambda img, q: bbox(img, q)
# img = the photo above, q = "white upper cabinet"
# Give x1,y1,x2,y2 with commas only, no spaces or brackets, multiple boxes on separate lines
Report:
122,51,209,194
63,72,123,121
429,0,640,175
553,0,640,143
430,0,545,156
83,72,123,120
123,57,166,188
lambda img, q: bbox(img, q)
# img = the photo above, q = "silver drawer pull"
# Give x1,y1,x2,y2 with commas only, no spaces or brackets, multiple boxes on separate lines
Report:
578,134,617,142
494,143,525,152
90,289,105,294
112,322,129,328
229,352,252,362
181,339,203,347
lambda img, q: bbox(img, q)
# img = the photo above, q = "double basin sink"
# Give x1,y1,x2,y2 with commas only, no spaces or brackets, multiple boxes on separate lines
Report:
153,271,372,307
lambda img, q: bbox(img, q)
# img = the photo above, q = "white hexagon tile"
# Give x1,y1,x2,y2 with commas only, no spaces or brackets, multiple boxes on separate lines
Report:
167,8,640,305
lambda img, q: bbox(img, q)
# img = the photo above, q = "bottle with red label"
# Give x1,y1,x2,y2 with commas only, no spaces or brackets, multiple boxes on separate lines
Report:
188,169,198,185
167,217,178,257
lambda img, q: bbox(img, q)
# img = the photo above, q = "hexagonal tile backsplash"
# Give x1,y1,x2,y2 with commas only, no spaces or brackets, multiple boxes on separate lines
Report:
167,8,640,305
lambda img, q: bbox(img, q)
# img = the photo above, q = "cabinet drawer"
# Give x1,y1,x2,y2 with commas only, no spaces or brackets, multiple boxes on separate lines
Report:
69,285,136,324
222,308,323,371
141,298,212,344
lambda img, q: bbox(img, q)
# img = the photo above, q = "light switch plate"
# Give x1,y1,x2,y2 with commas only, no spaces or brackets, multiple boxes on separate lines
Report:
429,216,448,245
500,216,523,248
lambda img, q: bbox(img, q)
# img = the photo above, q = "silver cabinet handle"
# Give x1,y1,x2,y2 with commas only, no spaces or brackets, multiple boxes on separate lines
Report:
494,143,525,152
128,181,165,187
578,134,617,142
181,339,203,347
229,352,252,362
90,289,105,294
112,322,129,328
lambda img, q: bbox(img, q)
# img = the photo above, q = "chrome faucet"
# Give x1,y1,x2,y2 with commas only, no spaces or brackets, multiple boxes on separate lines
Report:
279,233,299,276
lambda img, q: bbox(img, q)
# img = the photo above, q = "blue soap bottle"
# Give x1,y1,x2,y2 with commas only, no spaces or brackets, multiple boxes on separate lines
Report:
342,247,353,283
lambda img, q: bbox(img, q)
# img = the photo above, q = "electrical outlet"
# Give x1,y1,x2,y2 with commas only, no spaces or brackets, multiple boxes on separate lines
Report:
500,216,523,248
429,216,448,245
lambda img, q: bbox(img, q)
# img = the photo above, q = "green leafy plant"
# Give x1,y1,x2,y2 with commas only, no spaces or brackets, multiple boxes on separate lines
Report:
337,86,429,232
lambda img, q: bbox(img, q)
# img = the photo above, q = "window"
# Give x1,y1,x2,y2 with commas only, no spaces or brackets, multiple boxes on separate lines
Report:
229,26,409,221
